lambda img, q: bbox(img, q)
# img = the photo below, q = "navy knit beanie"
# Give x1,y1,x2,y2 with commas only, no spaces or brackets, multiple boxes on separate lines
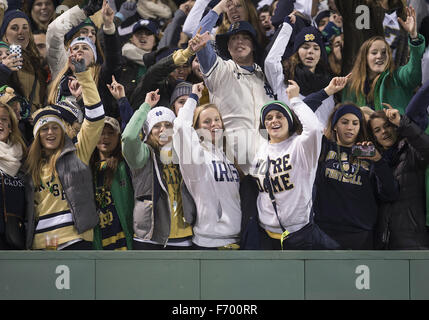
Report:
28,0,59,11
0,10,31,38
293,26,328,62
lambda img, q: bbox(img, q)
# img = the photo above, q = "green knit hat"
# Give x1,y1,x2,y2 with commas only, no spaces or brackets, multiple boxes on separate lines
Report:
259,100,294,132
0,41,9,49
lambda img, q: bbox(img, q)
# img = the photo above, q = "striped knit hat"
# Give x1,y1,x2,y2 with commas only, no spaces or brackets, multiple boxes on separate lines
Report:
32,106,66,137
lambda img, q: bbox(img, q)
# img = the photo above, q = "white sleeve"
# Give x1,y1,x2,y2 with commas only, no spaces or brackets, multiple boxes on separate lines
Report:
294,0,314,19
173,97,206,182
46,5,87,80
264,22,293,98
182,0,211,37
314,95,335,131
289,97,323,171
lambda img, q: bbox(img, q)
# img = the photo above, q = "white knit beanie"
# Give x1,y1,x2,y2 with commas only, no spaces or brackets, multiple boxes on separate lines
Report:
143,106,176,139
69,36,97,63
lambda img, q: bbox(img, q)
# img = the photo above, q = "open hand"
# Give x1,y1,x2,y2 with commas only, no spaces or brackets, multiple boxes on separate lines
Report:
398,6,418,39
188,27,211,54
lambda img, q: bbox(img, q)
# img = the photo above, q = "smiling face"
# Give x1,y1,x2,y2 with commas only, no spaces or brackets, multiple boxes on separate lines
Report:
149,121,173,147
298,41,321,72
31,0,55,24
370,117,397,149
227,32,254,65
366,39,389,79
39,122,64,154
170,63,191,81
3,18,30,49
97,124,119,159
197,107,223,144
0,106,12,143
131,29,156,51
334,113,360,147
264,110,289,143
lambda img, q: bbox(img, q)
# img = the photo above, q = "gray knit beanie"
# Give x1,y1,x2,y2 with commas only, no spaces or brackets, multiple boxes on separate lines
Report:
170,81,193,107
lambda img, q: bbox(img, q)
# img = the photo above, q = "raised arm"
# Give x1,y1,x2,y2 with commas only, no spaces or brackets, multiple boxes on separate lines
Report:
122,90,160,170
286,80,323,171
159,2,193,48
129,46,196,109
72,58,105,165
192,0,230,73
46,5,88,80
396,6,425,90
183,0,211,37
173,83,206,181
264,20,293,101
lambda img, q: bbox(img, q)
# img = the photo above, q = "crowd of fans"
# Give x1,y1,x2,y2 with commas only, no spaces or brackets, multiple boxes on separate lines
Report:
0,0,428,251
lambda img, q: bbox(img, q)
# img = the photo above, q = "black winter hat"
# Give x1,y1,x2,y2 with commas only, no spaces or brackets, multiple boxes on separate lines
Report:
215,21,259,61
293,26,328,62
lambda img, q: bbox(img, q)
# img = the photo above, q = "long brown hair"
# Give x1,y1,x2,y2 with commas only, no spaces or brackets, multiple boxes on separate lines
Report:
89,125,123,188
0,103,27,155
348,36,394,104
2,21,48,107
325,103,368,143
282,53,300,82
366,110,395,150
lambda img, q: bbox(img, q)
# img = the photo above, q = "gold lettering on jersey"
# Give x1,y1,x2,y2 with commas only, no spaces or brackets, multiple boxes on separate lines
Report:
323,149,371,186
255,155,294,194
99,209,114,229
325,168,363,186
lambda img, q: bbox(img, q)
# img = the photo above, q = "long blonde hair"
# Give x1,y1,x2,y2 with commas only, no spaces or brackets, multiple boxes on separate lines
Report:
47,61,100,105
193,103,244,179
25,108,65,186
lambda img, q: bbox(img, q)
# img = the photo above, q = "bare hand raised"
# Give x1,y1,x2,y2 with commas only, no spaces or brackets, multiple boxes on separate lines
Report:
145,89,160,108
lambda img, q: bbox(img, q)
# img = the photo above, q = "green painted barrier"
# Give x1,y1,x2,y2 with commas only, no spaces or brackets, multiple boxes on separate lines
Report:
0,251,428,300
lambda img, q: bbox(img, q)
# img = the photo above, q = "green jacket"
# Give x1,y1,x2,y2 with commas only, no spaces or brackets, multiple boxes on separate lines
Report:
342,34,426,114
92,161,135,250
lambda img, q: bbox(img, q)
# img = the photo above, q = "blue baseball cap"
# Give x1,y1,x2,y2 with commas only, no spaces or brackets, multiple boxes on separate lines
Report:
132,19,159,36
